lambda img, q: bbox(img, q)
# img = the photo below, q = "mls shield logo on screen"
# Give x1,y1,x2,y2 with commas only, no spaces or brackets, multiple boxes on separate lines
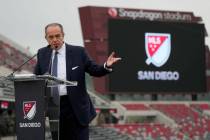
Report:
145,33,171,67
23,101,36,120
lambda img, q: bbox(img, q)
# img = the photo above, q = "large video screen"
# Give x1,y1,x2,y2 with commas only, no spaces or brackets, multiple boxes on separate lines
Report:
108,19,206,92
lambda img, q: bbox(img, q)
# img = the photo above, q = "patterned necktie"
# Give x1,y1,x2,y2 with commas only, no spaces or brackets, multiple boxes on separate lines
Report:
51,51,59,105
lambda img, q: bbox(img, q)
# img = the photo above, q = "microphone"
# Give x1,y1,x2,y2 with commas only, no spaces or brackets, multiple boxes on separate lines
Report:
37,45,59,77
45,46,58,75
7,53,37,78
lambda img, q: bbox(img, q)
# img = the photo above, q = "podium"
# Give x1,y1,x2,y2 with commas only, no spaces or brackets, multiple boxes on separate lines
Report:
10,74,77,140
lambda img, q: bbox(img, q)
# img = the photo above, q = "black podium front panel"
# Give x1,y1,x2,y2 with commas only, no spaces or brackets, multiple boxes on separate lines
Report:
14,79,46,140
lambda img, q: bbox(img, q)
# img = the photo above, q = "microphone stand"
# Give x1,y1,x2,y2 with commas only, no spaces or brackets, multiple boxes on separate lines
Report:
7,53,37,78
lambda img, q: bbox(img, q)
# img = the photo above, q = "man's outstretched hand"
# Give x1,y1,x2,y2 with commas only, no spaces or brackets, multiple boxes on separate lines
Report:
106,52,122,67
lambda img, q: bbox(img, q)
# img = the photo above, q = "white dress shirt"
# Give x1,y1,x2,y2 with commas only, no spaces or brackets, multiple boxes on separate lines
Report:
51,43,67,96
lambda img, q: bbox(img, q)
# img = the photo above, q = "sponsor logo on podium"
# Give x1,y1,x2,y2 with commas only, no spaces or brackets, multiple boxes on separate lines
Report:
145,32,171,67
23,101,36,120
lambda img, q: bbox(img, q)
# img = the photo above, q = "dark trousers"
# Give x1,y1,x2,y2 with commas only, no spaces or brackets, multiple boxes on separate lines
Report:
50,95,89,140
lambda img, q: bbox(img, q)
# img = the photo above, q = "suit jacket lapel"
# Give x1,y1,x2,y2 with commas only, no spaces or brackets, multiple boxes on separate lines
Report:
44,46,53,74
65,44,73,80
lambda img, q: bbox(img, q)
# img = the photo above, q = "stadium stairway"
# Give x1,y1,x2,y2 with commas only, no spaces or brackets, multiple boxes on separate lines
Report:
89,126,133,140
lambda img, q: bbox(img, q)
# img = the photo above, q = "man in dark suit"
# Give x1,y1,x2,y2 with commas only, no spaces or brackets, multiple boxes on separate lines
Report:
34,23,121,140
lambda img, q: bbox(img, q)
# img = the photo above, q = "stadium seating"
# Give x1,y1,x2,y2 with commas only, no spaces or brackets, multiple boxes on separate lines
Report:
105,123,183,140
99,102,210,140
0,39,36,72
190,103,210,111
150,103,210,139
122,103,150,110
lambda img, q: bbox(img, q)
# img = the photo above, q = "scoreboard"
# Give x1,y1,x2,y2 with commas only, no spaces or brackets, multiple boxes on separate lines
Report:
108,19,206,92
